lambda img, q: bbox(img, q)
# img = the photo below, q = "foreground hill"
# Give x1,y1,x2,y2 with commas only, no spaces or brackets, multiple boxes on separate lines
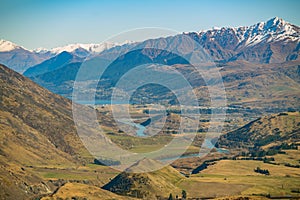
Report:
0,64,88,157
103,158,184,199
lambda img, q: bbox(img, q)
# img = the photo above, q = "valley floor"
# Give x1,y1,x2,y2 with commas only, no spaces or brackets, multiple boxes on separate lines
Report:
28,149,300,199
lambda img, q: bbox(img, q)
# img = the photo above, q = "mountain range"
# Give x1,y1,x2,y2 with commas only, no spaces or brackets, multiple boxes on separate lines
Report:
1,17,299,73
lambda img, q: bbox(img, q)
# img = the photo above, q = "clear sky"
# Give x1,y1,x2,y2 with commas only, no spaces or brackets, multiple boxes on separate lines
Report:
1,0,299,49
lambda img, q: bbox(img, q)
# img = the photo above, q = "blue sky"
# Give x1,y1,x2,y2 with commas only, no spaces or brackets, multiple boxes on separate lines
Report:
1,0,299,49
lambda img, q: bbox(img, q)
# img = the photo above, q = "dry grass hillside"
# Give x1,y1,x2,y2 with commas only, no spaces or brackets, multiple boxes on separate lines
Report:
0,64,116,199
217,111,300,151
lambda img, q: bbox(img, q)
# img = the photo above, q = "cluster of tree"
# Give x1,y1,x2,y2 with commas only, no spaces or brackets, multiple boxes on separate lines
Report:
254,167,270,175
168,190,187,200
255,134,281,147
93,158,121,166
238,156,275,163
278,112,289,116
248,142,298,157
236,143,298,159
263,157,275,163
281,143,298,150
284,163,300,168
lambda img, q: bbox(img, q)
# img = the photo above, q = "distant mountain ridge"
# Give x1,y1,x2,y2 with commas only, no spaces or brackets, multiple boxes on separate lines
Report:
92,17,299,64
1,17,299,74
0,40,131,73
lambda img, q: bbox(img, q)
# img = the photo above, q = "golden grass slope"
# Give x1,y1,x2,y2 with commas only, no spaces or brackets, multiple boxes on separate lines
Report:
42,182,137,200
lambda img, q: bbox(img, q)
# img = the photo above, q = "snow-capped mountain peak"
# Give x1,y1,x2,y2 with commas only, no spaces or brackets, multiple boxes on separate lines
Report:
32,47,49,54
193,17,299,49
240,17,299,46
0,39,26,52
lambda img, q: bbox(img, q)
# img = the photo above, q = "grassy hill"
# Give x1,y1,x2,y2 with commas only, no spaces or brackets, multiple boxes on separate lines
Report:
216,111,300,153
102,158,184,199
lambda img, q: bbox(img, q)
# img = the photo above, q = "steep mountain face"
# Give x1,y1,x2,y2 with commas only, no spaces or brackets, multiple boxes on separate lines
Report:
0,64,87,155
0,40,52,73
216,112,300,151
0,64,93,199
23,51,83,77
102,158,184,199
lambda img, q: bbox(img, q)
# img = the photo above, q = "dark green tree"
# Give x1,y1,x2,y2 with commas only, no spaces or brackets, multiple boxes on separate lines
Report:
168,193,173,200
182,190,187,199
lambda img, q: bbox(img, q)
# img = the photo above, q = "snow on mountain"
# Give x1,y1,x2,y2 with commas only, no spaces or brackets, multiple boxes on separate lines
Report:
195,17,299,48
0,39,27,52
179,17,300,63
0,39,54,73
235,17,299,47
48,42,116,54
32,41,135,56
33,47,50,54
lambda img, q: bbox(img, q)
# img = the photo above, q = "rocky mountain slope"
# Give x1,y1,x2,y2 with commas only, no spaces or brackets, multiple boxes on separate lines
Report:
186,17,299,63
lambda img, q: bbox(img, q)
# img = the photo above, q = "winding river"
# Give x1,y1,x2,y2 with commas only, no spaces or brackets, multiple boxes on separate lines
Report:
123,120,230,161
